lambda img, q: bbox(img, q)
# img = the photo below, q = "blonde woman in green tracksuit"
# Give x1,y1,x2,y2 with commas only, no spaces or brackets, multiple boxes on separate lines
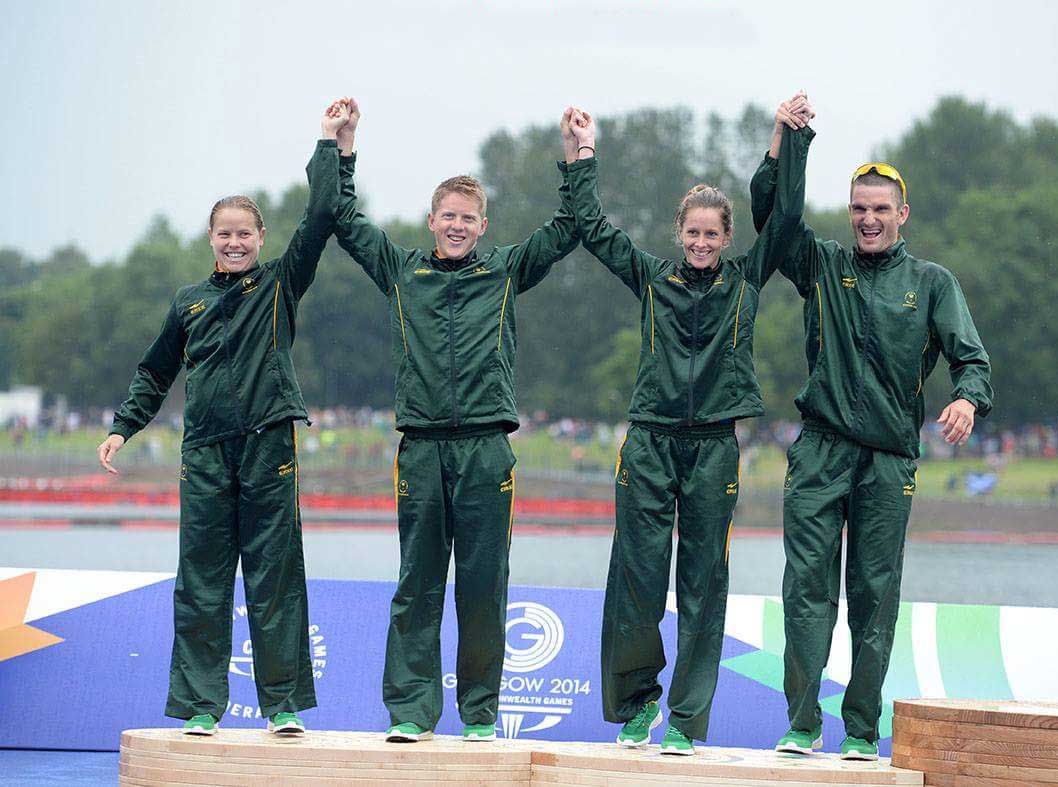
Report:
97,100,350,737
566,96,814,754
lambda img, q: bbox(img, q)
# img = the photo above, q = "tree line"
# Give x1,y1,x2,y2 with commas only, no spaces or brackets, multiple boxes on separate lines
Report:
1,96,1055,427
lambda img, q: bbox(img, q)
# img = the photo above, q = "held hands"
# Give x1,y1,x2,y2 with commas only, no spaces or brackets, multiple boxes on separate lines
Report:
775,89,815,131
938,398,976,446
561,107,579,164
96,434,126,475
562,106,593,163
769,90,815,158
322,99,351,140
335,97,361,155
569,108,595,158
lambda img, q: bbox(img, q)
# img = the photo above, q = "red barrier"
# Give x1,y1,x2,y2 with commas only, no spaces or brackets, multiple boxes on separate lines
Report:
0,477,616,516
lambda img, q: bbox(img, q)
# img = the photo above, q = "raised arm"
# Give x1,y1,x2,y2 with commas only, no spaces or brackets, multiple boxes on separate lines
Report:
500,107,583,294
751,91,814,233
565,109,663,298
99,295,188,472
748,94,823,297
931,271,993,444
273,100,346,300
334,98,413,294
739,121,815,290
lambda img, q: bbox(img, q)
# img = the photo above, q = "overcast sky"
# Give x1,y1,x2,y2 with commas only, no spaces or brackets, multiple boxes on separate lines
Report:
3,0,1057,262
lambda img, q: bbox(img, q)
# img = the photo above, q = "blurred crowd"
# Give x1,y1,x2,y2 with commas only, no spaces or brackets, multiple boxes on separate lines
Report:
4,407,1058,462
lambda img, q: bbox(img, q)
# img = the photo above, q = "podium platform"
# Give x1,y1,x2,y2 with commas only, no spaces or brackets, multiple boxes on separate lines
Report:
892,699,1058,786
119,729,922,786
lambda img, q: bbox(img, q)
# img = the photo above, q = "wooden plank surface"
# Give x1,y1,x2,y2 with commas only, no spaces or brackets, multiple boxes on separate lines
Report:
894,699,1058,730
893,752,1058,783
892,717,1058,746
120,729,923,786
892,743,1058,771
892,730,1058,760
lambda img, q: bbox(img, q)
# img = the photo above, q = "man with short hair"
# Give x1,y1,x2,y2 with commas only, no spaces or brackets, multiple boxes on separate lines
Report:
751,156,992,759
332,98,581,743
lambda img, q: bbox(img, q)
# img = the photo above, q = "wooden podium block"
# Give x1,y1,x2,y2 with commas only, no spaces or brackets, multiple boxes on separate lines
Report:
893,699,1058,785
119,729,922,786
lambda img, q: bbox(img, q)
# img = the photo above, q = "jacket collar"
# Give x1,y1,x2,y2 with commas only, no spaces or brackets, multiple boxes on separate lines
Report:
854,238,908,270
210,264,260,288
676,257,723,286
429,248,478,272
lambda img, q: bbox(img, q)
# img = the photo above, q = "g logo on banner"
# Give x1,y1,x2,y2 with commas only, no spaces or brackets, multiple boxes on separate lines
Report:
504,601,564,673
493,601,587,739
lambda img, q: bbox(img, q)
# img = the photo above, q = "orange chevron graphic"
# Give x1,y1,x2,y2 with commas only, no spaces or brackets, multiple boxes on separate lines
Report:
0,572,64,662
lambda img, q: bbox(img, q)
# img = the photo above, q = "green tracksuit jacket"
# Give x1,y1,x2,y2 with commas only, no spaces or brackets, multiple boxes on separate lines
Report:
566,127,815,429
334,153,578,433
749,161,993,457
111,140,341,449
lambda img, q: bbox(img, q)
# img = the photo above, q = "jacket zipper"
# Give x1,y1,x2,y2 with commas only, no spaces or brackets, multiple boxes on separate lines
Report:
220,298,248,434
851,266,877,428
447,274,460,427
686,288,701,424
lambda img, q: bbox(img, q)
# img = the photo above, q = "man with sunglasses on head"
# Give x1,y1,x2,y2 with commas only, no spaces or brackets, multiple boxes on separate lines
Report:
750,158,992,760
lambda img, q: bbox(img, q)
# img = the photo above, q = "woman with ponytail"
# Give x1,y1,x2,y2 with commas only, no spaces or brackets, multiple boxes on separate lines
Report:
565,94,815,754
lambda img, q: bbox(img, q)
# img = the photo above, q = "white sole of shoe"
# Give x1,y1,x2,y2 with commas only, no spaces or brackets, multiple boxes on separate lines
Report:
775,735,822,755
181,724,218,736
267,722,305,735
841,751,879,761
462,733,497,742
386,731,434,742
660,745,695,756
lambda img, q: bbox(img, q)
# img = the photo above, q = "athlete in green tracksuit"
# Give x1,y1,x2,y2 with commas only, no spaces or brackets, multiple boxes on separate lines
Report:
566,97,815,754
751,147,993,759
330,100,581,742
97,101,350,736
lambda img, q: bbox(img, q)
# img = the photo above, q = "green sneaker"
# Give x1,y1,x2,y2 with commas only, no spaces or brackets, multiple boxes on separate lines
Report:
267,712,305,735
659,725,695,755
462,723,497,742
840,735,879,761
181,714,218,736
385,722,434,742
775,726,822,755
616,700,662,747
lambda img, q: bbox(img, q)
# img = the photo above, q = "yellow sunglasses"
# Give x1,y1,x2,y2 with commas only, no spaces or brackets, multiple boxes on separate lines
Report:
851,162,907,203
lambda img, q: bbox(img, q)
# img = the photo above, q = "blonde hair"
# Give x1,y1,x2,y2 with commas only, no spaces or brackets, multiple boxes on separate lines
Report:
850,173,905,207
431,176,487,216
674,185,733,243
209,195,265,231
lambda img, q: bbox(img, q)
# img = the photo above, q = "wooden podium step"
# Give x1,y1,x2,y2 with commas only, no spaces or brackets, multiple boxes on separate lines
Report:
119,729,922,786
892,699,1058,786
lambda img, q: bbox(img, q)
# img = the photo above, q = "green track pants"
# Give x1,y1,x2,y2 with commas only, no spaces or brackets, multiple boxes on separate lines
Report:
166,419,315,720
385,429,517,729
781,428,916,742
601,423,739,742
